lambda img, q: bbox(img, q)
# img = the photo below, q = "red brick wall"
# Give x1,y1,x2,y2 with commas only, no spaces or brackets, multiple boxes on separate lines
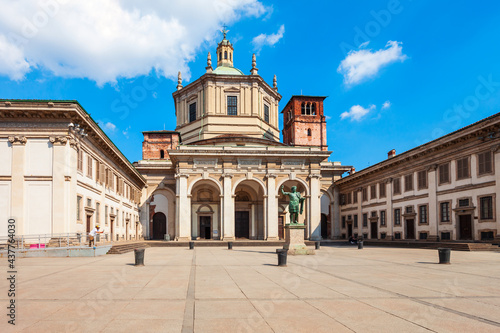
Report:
282,96,328,150
142,132,180,160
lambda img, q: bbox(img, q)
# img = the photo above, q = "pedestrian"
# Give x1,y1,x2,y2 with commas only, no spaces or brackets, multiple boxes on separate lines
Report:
89,225,104,247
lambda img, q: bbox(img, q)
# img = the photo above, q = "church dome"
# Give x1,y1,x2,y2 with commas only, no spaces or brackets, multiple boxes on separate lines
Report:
213,65,244,75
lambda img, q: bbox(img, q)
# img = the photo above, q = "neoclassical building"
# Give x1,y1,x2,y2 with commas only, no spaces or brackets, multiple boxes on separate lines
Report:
135,32,350,241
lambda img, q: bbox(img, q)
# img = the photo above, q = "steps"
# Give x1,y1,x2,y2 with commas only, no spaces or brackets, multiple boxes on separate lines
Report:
107,242,150,254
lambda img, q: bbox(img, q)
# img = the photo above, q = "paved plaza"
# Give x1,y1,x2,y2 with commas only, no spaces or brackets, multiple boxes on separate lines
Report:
2,245,500,332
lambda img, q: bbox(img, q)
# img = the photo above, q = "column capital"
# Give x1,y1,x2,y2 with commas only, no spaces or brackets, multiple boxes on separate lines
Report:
175,173,190,179
491,144,500,152
307,173,321,180
8,136,27,145
49,136,68,146
265,173,278,179
427,164,438,171
222,173,234,178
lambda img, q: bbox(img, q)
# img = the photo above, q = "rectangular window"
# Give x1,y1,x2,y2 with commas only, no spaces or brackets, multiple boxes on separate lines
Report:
379,182,386,198
371,211,377,218
77,150,83,172
264,104,270,123
419,205,427,224
362,213,368,227
342,216,346,229
77,196,82,220
417,170,427,189
95,160,100,182
189,102,197,122
458,198,470,207
354,215,358,228
456,157,470,180
480,196,493,220
404,174,413,192
370,185,377,199
86,198,91,207
439,163,450,184
394,208,401,225
478,151,493,175
440,202,450,222
362,188,368,201
87,156,93,178
405,206,413,214
393,177,401,195
227,96,238,115
420,232,428,240
345,192,351,205
96,202,100,225
353,191,358,204
394,232,401,240
441,232,451,240
380,211,386,226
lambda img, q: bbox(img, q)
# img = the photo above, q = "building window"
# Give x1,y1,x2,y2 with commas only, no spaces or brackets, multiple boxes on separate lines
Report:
417,170,427,189
96,202,100,225
480,196,493,220
307,129,311,136
379,182,386,198
227,96,237,115
419,205,428,224
342,216,346,229
77,149,83,172
404,174,413,192
87,156,93,178
354,214,358,228
380,211,386,226
394,232,401,239
362,213,368,227
394,208,401,225
370,185,377,199
287,111,292,121
371,211,377,218
420,232,428,240
393,177,401,195
219,52,222,61
405,206,413,214
353,191,358,204
160,150,165,159
86,198,91,207
346,192,352,205
478,151,493,175
441,232,451,240
224,51,227,59
362,188,368,201
440,202,450,222
77,196,82,221
264,104,270,123
439,163,450,184
311,103,316,115
481,231,494,240
189,102,197,122
301,102,305,115
458,198,470,207
456,157,470,180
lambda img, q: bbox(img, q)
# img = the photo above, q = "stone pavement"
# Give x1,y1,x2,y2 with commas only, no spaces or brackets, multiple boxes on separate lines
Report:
2,245,500,332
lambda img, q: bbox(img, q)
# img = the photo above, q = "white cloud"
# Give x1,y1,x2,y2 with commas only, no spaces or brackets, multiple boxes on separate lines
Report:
252,24,285,53
99,121,117,132
337,41,407,86
382,100,391,109
340,104,376,121
0,0,269,85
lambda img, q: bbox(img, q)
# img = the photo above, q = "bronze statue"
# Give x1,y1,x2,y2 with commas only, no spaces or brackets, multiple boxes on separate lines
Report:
281,185,305,224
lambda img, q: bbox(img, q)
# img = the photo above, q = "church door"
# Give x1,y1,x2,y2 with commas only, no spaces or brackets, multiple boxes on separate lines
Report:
235,211,250,239
459,215,472,240
199,216,211,239
152,213,167,240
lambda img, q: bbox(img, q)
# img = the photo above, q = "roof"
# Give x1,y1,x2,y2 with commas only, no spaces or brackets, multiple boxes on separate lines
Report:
213,65,244,75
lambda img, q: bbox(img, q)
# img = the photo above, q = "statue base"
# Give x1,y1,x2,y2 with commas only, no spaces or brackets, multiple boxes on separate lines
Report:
283,224,315,255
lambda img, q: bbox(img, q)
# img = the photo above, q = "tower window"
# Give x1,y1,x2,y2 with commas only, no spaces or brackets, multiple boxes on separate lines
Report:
227,96,238,115
301,102,305,115
230,52,232,61
312,103,316,115
224,51,228,60
160,150,165,159
264,104,269,123
307,129,312,136
306,103,311,115
219,52,222,61
189,102,197,122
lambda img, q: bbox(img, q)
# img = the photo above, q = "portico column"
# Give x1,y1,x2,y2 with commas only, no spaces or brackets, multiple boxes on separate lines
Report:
50,137,68,234
223,174,234,240
309,174,322,241
266,174,279,240
427,165,438,241
175,173,191,241
333,185,340,239
250,204,256,239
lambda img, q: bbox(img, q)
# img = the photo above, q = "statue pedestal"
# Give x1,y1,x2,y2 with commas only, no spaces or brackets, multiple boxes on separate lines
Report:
283,224,315,255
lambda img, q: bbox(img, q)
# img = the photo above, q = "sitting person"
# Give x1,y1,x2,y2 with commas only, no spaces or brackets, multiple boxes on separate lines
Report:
348,235,358,245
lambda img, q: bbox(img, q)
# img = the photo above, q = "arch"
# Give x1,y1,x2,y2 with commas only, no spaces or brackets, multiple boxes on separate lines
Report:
152,212,166,240
188,177,223,195
196,204,214,213
276,177,310,196
232,177,267,196
320,189,334,202
160,150,165,159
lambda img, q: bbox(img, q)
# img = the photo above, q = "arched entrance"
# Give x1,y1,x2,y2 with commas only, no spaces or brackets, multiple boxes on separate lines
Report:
234,180,265,239
190,180,221,240
278,180,308,238
320,193,331,239
152,212,166,240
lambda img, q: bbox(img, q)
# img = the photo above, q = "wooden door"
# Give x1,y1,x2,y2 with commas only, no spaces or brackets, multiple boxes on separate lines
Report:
348,223,353,238
86,215,91,233
200,216,211,239
459,215,472,240
152,213,167,240
370,222,378,239
405,219,415,239
235,211,249,239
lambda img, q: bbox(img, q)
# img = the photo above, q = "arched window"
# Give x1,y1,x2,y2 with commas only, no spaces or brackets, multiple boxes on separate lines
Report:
301,102,306,115
224,51,227,60
219,52,222,61
160,150,165,159
307,129,312,136
306,103,311,115
312,103,316,115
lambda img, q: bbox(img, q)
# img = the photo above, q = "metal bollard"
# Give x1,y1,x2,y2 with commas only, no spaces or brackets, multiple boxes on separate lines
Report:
276,249,288,267
228,241,233,250
438,248,451,264
134,248,145,266
315,241,320,250
358,240,363,249
189,241,194,250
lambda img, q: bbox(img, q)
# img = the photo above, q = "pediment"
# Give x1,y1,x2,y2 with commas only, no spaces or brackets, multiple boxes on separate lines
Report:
224,87,240,93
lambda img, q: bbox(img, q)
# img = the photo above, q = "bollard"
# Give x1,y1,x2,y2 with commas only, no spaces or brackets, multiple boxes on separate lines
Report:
276,249,288,267
438,248,451,264
358,240,363,249
228,241,233,250
315,241,320,250
189,241,194,250
134,248,145,266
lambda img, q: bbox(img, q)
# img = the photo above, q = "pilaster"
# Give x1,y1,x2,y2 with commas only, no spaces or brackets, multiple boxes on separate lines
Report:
309,174,322,240
222,174,234,240
266,174,279,240
9,136,27,235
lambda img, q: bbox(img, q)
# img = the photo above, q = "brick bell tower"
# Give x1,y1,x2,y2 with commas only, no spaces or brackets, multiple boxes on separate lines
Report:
282,96,328,150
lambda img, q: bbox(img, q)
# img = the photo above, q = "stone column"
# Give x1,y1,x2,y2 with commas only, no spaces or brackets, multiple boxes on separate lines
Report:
250,204,256,239
309,174,322,241
266,174,279,240
333,185,340,239
223,174,234,240
175,173,191,241
329,193,335,239
9,136,27,235
263,196,268,240
51,137,68,234
427,165,439,241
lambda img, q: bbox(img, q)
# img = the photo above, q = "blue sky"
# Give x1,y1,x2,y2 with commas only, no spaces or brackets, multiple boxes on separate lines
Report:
1,0,500,171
